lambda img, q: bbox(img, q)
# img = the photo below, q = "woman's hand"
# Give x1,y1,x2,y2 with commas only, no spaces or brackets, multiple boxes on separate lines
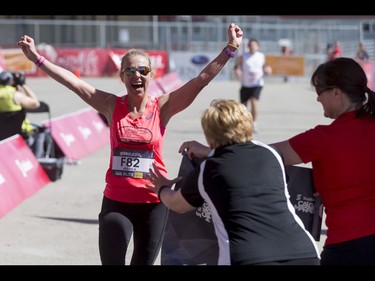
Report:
145,163,182,195
17,35,39,63
178,140,211,159
227,23,243,49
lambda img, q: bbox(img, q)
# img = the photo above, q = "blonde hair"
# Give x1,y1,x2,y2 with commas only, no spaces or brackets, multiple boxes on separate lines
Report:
119,48,152,77
201,99,253,148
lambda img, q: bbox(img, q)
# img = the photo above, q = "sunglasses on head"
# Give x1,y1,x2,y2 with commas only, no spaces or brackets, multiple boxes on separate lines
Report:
123,66,151,77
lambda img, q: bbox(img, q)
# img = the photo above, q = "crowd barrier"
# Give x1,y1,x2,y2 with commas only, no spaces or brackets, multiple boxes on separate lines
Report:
148,80,164,97
156,72,183,93
0,135,51,218
0,71,183,219
45,108,110,163
0,108,110,219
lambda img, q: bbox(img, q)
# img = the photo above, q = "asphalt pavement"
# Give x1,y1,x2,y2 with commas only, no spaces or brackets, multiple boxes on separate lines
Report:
0,75,329,265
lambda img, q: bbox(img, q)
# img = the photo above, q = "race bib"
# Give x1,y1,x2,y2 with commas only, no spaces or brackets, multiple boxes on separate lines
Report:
112,148,154,179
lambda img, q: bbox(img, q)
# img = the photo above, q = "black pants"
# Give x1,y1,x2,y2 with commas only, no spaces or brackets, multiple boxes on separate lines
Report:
98,196,169,265
321,234,375,265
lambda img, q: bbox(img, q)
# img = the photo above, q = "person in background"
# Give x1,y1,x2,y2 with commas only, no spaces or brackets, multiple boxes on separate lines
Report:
327,40,342,61
270,57,375,265
325,43,333,61
145,99,320,265
281,45,291,83
355,42,370,61
234,38,270,133
17,23,243,265
0,70,40,141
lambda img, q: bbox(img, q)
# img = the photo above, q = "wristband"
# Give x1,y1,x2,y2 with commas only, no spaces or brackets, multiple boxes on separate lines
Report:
223,47,235,58
227,43,238,49
157,185,170,201
35,56,46,67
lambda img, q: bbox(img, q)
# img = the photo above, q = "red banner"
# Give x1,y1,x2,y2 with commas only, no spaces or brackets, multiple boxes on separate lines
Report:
46,109,109,162
148,80,164,97
54,48,110,77
1,47,169,78
156,71,183,93
0,135,50,218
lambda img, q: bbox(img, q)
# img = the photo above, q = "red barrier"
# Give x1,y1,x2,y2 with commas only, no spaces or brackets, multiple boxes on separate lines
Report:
0,135,50,218
148,80,164,97
156,71,183,93
45,108,109,162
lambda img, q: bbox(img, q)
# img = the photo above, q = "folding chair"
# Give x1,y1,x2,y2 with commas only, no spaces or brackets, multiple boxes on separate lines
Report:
26,101,65,181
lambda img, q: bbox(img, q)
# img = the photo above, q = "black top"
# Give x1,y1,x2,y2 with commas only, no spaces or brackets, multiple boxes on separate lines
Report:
181,140,320,265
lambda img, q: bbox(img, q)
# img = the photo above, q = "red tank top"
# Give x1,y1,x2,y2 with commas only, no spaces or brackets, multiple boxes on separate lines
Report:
104,95,167,203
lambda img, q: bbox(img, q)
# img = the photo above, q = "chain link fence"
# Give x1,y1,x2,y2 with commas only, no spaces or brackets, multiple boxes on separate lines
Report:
1,17,374,79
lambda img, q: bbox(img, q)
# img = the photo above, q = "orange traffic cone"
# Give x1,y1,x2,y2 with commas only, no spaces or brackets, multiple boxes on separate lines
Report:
74,68,80,78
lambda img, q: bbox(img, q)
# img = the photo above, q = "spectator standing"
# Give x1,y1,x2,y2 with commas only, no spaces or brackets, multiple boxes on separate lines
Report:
271,57,375,265
327,40,342,61
355,42,370,61
281,45,292,83
325,43,333,61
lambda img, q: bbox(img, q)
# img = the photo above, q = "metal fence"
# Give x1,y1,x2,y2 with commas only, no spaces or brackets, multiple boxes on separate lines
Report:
1,18,374,78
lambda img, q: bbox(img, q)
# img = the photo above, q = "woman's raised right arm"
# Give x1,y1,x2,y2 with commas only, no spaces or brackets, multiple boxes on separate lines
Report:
17,35,116,116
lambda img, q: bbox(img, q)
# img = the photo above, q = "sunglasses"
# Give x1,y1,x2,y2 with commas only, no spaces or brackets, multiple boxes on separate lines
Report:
123,66,151,77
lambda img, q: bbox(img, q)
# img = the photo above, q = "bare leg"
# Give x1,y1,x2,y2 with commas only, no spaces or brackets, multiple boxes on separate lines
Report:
249,97,258,122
